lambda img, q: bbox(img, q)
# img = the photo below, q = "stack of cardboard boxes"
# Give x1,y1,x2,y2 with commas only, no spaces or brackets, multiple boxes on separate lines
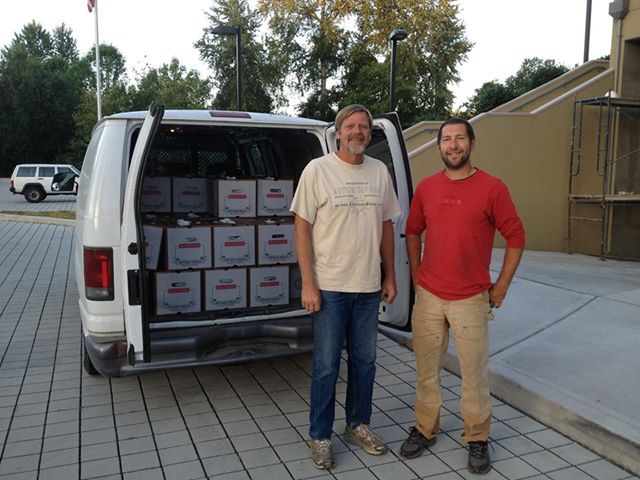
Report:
141,177,302,316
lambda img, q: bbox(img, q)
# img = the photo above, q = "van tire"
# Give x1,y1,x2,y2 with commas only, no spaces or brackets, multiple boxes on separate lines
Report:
83,349,100,376
24,186,46,203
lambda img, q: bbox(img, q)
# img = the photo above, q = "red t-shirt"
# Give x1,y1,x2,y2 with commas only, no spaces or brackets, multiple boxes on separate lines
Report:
406,168,525,300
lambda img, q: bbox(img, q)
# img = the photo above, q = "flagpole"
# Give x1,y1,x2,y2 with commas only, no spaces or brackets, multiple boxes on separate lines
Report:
93,0,103,120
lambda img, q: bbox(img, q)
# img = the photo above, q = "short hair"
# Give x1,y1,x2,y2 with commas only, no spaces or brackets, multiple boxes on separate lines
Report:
437,118,475,145
335,104,373,132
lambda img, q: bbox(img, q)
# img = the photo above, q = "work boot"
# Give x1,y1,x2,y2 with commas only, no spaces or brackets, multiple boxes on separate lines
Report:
399,426,437,459
467,440,491,474
309,438,335,469
344,424,388,455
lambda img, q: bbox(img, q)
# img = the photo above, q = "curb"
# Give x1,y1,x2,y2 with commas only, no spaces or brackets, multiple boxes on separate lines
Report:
378,325,640,476
0,214,75,227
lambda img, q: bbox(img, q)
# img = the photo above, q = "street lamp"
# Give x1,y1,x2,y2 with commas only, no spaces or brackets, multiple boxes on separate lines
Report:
213,25,242,111
389,28,408,112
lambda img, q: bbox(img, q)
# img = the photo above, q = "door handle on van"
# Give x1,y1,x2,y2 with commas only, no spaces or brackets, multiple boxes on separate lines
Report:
127,270,141,305
128,242,139,255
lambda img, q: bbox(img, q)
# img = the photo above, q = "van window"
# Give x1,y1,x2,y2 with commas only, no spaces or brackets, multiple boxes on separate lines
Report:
39,166,55,177
58,166,72,173
138,124,322,180
16,166,36,177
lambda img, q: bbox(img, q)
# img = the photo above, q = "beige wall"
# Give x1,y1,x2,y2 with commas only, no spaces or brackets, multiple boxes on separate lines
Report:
403,0,640,259
405,62,613,253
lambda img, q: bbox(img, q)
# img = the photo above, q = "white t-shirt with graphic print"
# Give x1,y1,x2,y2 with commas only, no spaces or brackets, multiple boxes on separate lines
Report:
290,152,401,293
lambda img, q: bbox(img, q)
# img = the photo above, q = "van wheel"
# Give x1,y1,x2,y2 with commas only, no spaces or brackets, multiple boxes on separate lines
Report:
83,349,100,376
24,186,46,203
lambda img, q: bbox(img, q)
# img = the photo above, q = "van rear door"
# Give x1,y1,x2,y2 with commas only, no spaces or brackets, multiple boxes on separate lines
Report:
120,104,165,364
325,113,413,329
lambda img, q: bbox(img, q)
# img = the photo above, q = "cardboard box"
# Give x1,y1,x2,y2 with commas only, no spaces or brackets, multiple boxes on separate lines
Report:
166,226,212,270
204,269,247,311
257,179,293,216
156,271,201,315
212,224,255,268
249,266,289,307
215,179,256,217
143,225,164,270
290,264,302,299
140,177,171,213
257,223,296,265
172,177,210,213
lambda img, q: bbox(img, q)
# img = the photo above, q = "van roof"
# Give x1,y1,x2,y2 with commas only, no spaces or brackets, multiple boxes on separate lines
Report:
106,110,329,127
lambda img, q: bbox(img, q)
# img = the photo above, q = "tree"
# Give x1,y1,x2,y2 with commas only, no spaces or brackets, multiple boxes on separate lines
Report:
58,44,133,167
130,58,213,110
462,57,569,117
506,57,569,96
348,0,471,123
0,23,82,175
258,0,470,123
196,0,279,112
258,0,352,118
461,80,513,118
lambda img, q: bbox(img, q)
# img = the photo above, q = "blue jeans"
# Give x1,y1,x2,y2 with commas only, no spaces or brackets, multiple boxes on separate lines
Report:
309,290,381,440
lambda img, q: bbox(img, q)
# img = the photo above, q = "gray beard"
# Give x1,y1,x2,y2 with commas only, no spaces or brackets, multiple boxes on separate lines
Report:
347,145,366,154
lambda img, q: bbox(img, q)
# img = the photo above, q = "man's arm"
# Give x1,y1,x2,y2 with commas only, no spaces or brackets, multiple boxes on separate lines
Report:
380,219,397,303
294,214,321,313
489,247,523,308
406,234,422,289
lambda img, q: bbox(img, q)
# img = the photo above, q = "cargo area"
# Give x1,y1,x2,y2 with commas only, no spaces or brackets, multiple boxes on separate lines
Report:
136,123,325,326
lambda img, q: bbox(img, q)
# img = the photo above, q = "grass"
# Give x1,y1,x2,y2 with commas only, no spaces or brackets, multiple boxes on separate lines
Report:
0,210,75,220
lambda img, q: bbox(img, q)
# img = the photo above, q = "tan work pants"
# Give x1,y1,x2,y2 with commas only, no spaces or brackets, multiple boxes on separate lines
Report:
411,286,493,443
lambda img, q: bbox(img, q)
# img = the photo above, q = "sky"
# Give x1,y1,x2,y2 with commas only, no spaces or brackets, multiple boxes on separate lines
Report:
0,0,614,110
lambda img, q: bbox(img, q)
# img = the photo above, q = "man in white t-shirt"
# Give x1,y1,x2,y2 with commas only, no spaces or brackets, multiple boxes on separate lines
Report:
290,104,401,470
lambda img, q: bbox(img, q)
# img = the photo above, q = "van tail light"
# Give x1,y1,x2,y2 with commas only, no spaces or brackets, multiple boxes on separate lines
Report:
84,247,114,301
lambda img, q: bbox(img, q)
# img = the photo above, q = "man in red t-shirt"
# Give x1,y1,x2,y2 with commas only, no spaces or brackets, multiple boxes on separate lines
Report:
399,118,525,474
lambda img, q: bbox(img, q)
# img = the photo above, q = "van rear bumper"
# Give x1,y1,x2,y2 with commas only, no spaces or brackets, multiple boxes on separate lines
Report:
85,316,313,377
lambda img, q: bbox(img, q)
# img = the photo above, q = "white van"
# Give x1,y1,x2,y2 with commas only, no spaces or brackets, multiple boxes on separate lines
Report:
70,104,413,376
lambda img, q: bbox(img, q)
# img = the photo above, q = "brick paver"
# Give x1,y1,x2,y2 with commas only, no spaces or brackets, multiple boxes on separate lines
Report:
0,221,637,480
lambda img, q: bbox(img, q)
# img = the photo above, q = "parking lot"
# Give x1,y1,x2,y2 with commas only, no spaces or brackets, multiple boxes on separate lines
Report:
0,181,637,480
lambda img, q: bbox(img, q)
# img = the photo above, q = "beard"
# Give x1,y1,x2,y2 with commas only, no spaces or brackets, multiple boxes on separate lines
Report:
440,150,471,170
346,144,366,154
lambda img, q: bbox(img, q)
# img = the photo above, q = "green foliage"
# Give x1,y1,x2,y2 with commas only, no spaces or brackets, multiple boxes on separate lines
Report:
462,57,569,117
0,23,82,176
130,58,213,110
196,0,278,112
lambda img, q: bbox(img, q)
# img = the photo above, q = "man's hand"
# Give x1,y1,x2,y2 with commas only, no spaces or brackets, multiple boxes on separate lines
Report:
381,277,397,304
488,281,508,308
301,284,321,313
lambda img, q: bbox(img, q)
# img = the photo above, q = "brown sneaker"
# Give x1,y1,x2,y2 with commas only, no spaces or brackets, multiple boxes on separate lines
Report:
309,438,335,469
344,424,388,455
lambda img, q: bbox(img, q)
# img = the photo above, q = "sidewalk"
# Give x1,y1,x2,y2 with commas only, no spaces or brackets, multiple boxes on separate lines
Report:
0,219,638,479
384,248,640,475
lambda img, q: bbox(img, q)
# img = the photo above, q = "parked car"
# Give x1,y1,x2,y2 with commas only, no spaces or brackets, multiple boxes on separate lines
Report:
70,104,414,376
10,163,80,202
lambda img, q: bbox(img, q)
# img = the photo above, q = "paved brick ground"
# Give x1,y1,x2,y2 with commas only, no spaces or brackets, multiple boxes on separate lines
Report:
0,221,637,480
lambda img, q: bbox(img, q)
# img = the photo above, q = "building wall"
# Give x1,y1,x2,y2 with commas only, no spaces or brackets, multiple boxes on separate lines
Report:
404,62,613,253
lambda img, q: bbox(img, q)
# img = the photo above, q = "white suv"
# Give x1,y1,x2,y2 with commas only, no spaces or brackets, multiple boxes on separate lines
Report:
9,163,81,202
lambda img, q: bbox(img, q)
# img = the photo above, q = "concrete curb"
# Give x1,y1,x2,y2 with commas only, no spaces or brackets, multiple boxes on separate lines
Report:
379,325,640,476
0,213,75,227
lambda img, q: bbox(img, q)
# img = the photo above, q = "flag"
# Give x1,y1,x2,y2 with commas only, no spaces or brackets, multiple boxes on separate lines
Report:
87,0,96,13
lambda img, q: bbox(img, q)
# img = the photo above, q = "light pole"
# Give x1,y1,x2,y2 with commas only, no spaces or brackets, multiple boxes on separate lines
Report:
389,28,408,112
213,25,242,111
583,0,592,63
